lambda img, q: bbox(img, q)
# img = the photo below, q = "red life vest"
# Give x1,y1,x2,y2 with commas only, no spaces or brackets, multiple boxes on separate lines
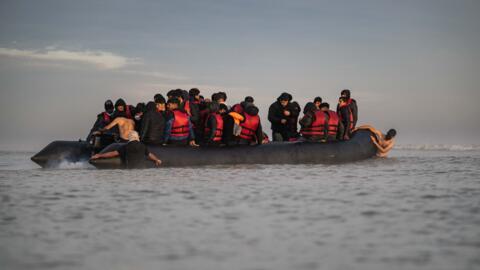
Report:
102,112,112,123
339,104,354,131
231,104,244,114
171,110,190,138
204,113,224,141
300,111,327,137
239,113,260,141
184,100,191,116
327,110,340,136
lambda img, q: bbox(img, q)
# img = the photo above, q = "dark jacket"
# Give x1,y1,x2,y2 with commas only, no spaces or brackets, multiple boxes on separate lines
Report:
337,98,358,128
140,102,165,145
268,101,300,137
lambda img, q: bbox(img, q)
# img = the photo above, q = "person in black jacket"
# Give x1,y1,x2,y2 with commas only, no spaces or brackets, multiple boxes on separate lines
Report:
336,89,358,129
87,99,115,141
140,101,166,145
268,92,300,141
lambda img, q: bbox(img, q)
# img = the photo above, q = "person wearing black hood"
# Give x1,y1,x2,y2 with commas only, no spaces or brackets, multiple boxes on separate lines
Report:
235,104,263,145
86,99,115,145
140,101,166,145
133,102,146,133
203,102,224,146
112,98,134,119
268,92,300,141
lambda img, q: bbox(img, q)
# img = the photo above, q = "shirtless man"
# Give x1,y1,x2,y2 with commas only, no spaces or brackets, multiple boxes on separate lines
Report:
93,117,135,142
354,125,397,157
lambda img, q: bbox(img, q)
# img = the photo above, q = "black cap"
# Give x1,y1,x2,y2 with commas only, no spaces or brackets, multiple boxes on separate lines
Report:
244,96,254,103
278,92,292,102
104,100,114,112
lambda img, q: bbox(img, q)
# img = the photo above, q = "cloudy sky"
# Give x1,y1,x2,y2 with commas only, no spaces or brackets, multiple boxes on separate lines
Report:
0,0,479,150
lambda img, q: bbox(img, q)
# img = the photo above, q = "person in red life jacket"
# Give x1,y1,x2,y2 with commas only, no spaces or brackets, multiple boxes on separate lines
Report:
314,97,322,110
112,98,134,120
203,102,224,146
337,97,353,140
163,98,198,146
235,104,264,145
320,103,344,142
268,92,300,142
299,102,327,142
336,89,358,129
231,96,254,114
86,99,115,143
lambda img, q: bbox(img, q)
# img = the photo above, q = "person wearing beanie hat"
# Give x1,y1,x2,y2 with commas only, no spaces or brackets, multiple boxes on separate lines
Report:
268,92,300,141
86,99,115,143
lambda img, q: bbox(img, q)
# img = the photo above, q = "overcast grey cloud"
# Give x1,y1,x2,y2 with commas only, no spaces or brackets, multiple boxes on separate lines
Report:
0,0,479,150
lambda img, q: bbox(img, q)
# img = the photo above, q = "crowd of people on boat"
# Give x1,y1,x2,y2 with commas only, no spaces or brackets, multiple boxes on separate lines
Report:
87,88,362,148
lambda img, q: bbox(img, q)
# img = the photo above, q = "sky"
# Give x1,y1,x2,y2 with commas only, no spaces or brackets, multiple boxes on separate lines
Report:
0,0,479,150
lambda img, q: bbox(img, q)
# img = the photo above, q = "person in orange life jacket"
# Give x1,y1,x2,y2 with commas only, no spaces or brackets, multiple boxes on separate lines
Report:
203,102,224,146
320,103,344,142
337,97,353,140
314,97,322,110
163,98,198,146
336,89,358,129
231,96,254,114
299,102,327,142
133,102,146,133
87,99,115,141
235,104,263,145
112,98,134,120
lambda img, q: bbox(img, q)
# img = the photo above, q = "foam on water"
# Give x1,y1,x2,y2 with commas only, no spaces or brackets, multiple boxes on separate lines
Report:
395,144,480,151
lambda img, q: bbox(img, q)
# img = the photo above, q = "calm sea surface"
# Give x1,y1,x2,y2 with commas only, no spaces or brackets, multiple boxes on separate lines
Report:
1,148,479,270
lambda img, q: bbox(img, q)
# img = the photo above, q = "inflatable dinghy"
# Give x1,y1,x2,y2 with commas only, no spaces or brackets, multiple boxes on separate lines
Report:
31,130,377,169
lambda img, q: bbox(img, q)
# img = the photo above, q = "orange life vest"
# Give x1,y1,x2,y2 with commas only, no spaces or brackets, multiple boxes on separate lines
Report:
300,110,327,136
171,110,190,138
239,113,260,141
327,110,340,136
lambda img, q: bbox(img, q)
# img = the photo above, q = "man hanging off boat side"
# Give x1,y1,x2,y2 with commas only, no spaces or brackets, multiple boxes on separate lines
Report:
354,125,397,157
90,131,162,168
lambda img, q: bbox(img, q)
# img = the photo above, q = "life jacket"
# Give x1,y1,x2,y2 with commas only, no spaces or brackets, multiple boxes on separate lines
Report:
239,113,260,141
170,110,190,138
204,113,224,141
184,100,191,116
231,104,244,114
102,112,112,123
326,110,340,136
300,111,326,137
339,103,354,131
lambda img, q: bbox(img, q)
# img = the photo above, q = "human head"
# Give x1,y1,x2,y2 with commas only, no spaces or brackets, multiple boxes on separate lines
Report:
154,94,166,112
244,104,259,116
314,97,322,108
167,98,180,110
320,102,330,111
303,102,316,114
146,101,157,112
166,90,176,99
135,103,146,115
217,92,227,103
277,92,292,107
128,130,140,142
104,100,114,114
341,89,351,99
207,102,219,113
385,129,397,140
189,88,200,99
244,96,254,103
218,104,228,115
115,98,126,112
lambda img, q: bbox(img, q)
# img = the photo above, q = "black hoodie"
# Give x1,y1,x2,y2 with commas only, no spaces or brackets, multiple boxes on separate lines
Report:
140,101,165,145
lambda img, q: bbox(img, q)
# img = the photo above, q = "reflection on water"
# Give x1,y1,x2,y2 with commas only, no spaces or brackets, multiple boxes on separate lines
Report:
0,150,479,270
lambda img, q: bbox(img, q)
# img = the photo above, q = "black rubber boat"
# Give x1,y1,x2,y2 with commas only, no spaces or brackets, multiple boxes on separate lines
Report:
31,130,377,169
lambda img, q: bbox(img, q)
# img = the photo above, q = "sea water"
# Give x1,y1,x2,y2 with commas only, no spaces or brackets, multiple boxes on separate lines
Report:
0,147,479,270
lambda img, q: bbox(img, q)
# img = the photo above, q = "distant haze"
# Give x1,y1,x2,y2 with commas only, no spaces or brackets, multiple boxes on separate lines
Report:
1,0,479,150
